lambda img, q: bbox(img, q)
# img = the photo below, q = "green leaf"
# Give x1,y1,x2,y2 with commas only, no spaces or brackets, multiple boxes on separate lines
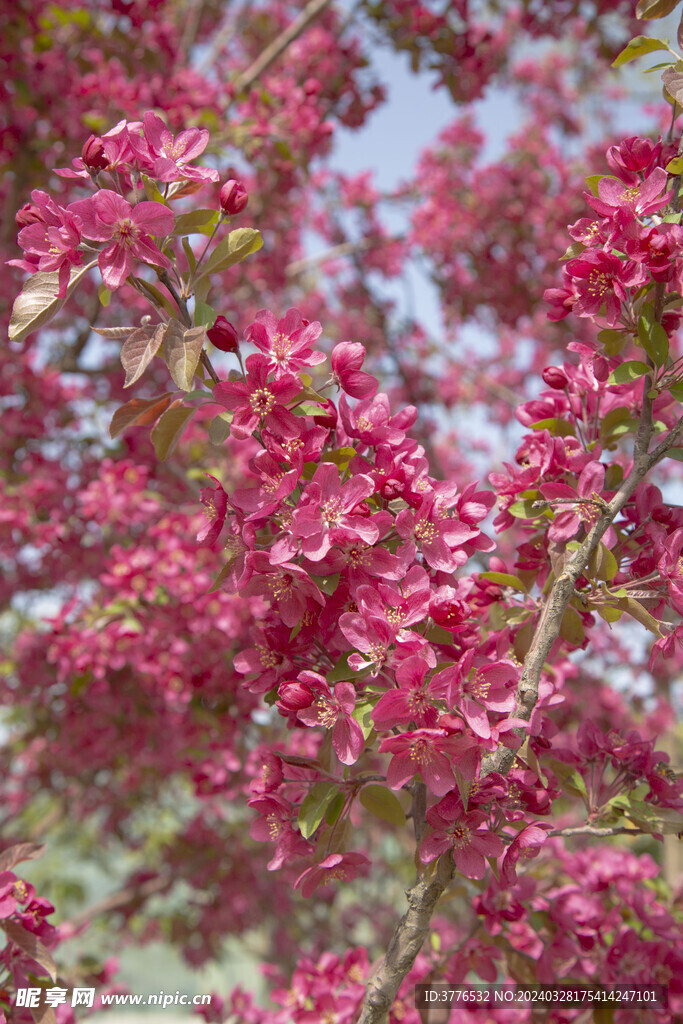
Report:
648,322,670,365
360,784,406,826
163,321,206,391
584,174,618,196
530,417,575,436
172,208,219,236
617,596,662,635
588,543,619,582
596,605,624,623
208,412,233,445
666,155,683,173
321,447,357,471
195,300,217,328
8,260,97,343
293,402,325,417
607,360,652,385
636,0,682,19
508,499,549,519
98,283,111,307
109,393,174,439
311,573,340,596
121,323,165,387
559,241,586,261
665,447,683,460
667,381,683,399
612,35,670,66
560,605,585,646
151,402,195,460
352,700,375,740
479,571,527,591
324,791,345,826
202,227,263,276
297,782,338,839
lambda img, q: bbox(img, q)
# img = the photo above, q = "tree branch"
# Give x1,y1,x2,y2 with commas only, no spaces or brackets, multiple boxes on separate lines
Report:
231,0,333,96
64,874,172,930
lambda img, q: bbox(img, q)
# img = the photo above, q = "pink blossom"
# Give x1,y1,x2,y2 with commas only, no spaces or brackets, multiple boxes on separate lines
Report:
130,111,219,183
288,464,377,561
500,824,551,886
246,308,326,378
213,353,301,440
9,191,83,298
69,189,174,289
378,728,468,796
294,852,370,898
294,672,365,765
420,793,504,876
330,342,378,398
372,655,440,729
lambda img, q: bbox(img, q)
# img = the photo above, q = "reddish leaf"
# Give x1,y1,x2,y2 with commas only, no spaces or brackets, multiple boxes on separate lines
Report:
109,393,174,439
151,401,195,460
162,321,206,391
0,843,46,873
1,920,57,981
121,323,165,387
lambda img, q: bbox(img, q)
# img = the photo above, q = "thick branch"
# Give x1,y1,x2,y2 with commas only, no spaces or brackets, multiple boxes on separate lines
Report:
481,411,683,780
357,858,456,1024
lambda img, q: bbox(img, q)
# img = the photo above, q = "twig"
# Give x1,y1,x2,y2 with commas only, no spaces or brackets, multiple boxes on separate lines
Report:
65,875,171,930
231,0,333,96
548,826,642,838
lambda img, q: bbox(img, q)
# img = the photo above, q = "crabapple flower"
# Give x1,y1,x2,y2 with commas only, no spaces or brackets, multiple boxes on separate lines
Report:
585,166,671,223
378,728,473,796
9,190,83,298
420,793,504,877
68,189,174,289
246,308,326,378
330,342,378,398
293,672,365,765
248,794,312,870
207,316,240,353
371,654,440,729
500,824,551,886
288,464,378,561
131,111,219,183
294,852,370,898
197,475,229,546
213,353,301,440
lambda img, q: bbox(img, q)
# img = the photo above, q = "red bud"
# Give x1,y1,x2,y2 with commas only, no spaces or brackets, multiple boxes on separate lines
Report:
82,135,108,172
207,316,240,353
542,366,568,390
219,179,248,215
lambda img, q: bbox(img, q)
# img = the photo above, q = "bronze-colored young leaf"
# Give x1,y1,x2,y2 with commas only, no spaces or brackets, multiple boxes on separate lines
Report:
121,323,165,387
151,402,195,460
8,260,97,344
163,321,206,391
109,393,174,439
0,842,46,873
662,61,683,103
636,0,682,19
2,919,57,981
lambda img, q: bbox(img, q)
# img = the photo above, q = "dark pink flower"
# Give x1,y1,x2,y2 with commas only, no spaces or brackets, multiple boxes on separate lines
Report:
586,167,671,222
294,852,370,898
500,823,550,886
330,342,378,398
69,189,174,289
213,353,301,441
295,671,365,765
10,190,84,298
564,250,646,327
420,793,504,876
246,308,325,378
132,111,219,183
248,794,312,870
288,464,377,561
197,475,229,546
242,552,324,627
372,655,440,729
207,316,240,353
378,728,468,796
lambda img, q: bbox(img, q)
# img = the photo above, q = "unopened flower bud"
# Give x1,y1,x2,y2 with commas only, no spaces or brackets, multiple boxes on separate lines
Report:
81,135,108,172
219,179,248,215
207,316,240,353
593,356,610,382
542,366,568,390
